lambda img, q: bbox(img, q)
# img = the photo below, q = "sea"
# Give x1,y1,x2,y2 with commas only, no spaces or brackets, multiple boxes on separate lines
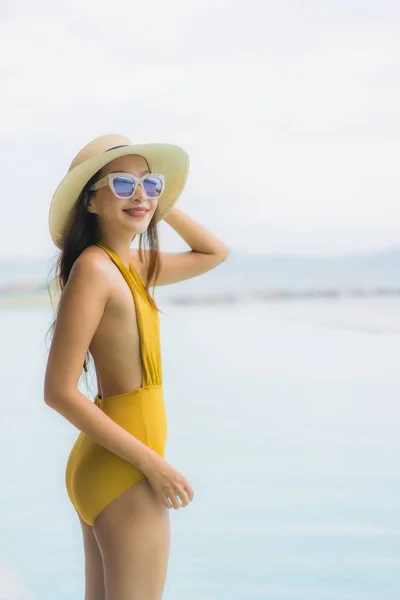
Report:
0,253,399,600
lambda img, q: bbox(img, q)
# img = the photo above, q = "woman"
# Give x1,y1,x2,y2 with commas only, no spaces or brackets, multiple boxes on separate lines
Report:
44,134,229,600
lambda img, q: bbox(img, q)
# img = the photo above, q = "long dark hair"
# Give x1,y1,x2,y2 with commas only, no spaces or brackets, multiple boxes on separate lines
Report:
47,168,161,374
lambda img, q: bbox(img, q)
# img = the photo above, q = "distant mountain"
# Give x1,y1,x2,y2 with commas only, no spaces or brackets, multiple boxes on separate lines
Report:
166,247,400,295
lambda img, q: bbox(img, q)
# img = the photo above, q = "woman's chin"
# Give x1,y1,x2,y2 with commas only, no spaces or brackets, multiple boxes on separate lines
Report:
122,218,151,235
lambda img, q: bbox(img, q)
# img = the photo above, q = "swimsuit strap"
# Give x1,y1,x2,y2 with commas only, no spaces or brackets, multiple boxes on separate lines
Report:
96,241,151,304
96,241,162,387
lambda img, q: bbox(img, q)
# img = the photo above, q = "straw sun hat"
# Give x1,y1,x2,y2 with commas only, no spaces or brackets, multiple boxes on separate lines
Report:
49,133,190,249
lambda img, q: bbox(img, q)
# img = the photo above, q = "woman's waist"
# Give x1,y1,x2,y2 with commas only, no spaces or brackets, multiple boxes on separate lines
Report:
68,385,167,470
95,384,163,404
93,357,162,400
93,385,166,436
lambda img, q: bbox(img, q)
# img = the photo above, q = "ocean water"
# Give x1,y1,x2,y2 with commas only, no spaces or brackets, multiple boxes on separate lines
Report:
0,297,399,599
1,247,400,296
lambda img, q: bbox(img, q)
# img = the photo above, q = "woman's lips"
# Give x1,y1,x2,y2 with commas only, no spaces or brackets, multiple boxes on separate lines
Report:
123,208,148,218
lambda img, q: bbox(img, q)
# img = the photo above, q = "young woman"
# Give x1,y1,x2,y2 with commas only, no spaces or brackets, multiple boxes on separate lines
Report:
44,134,229,600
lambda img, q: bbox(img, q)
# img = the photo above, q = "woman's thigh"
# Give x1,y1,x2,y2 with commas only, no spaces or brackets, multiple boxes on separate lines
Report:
93,478,171,600
79,515,105,600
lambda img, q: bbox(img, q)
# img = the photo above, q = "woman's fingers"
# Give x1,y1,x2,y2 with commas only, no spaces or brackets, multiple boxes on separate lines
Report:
145,457,195,510
176,488,191,507
185,482,195,501
161,494,173,509
162,485,194,510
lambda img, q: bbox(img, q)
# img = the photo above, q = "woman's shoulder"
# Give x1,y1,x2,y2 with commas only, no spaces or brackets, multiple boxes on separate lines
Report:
74,244,110,270
68,245,112,289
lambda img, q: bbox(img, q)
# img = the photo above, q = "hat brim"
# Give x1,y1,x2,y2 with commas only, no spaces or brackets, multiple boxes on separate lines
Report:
49,143,189,249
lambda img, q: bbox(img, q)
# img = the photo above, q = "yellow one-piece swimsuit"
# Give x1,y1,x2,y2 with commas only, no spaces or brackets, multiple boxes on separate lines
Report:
65,242,167,526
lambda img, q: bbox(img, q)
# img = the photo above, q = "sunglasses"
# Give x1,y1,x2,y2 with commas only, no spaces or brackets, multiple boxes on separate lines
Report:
90,172,165,200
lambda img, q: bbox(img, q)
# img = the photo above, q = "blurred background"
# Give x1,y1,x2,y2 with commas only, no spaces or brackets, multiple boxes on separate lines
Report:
1,1,400,598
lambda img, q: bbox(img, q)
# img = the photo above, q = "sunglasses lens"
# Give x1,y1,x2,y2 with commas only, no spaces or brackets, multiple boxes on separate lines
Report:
113,176,135,197
143,176,163,198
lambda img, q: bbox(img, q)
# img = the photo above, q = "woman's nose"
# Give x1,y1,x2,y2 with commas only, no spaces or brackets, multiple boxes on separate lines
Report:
133,182,146,202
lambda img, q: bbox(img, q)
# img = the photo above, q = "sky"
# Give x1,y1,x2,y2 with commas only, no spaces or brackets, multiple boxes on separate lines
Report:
0,0,399,258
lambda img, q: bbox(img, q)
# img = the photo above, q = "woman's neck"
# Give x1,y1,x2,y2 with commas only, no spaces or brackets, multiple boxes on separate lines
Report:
98,235,133,268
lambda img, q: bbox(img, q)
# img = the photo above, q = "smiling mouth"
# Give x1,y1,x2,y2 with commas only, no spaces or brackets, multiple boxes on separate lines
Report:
123,208,149,218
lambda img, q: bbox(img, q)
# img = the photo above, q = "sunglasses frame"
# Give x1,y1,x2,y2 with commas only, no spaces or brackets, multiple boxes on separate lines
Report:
90,172,165,200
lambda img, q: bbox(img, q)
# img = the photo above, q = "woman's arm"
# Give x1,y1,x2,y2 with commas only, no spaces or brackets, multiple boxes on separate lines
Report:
44,249,158,473
135,207,230,286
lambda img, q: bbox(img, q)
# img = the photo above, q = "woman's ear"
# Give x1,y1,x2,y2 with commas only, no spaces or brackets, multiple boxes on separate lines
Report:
86,192,97,214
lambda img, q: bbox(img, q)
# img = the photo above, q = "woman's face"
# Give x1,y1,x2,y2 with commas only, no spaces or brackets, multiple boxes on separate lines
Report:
88,154,159,236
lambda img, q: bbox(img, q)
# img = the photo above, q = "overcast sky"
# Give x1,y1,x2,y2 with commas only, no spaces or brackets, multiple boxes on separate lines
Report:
1,0,399,258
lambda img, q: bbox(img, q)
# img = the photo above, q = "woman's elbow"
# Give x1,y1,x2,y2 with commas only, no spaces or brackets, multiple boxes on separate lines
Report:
44,385,59,407
44,379,68,408
217,244,230,263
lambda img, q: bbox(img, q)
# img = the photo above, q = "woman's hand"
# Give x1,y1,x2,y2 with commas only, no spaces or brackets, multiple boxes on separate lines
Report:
142,454,195,510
